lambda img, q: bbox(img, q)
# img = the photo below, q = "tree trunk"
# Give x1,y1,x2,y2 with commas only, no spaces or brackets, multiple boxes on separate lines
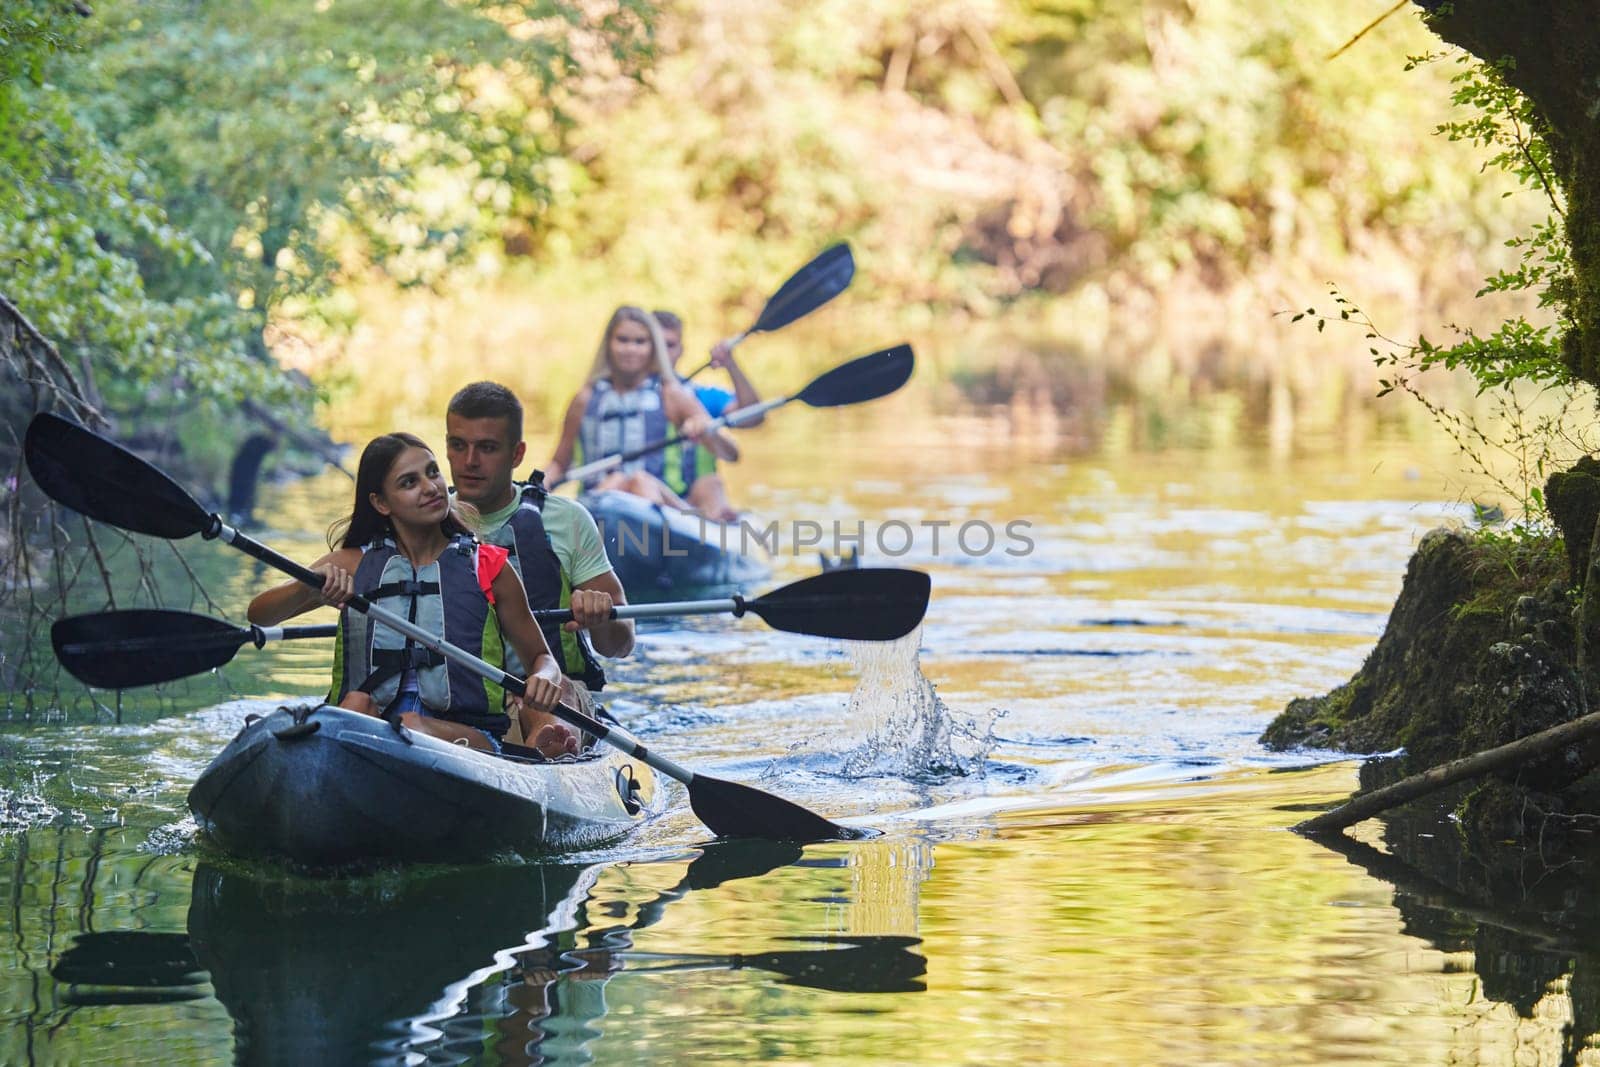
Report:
1415,0,1600,388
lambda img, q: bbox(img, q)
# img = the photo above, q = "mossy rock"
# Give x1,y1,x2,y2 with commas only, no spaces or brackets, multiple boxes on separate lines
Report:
1260,527,1571,767
1545,455,1600,585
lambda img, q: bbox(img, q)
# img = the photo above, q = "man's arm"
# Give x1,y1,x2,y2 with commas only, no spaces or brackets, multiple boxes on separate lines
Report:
570,570,634,658
554,495,635,658
712,340,764,425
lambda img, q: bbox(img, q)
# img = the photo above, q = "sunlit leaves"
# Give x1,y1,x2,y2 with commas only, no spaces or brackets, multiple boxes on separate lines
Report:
2,46,292,415
64,0,654,316
3,0,656,425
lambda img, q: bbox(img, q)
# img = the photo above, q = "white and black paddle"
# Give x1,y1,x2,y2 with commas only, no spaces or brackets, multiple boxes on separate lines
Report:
556,342,912,489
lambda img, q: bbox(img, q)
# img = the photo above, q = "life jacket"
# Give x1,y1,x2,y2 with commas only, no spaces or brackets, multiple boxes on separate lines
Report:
329,534,508,735
482,479,608,691
574,375,713,496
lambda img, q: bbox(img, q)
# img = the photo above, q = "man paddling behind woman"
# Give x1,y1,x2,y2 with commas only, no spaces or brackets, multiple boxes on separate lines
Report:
445,381,633,726
246,433,583,758
652,309,764,425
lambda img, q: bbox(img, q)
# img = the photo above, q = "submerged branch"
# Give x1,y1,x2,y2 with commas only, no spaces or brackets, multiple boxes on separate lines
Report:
1296,709,1600,835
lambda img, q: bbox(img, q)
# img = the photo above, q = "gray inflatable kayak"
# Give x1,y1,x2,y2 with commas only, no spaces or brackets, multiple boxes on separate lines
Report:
187,705,657,867
581,489,771,598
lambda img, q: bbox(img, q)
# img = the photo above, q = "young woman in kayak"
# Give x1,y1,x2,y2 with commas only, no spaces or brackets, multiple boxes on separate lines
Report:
543,306,740,521
247,432,580,758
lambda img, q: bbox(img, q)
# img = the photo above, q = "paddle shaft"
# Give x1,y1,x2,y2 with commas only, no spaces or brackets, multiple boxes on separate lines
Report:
202,517,700,788
556,394,790,488
680,330,749,382
534,598,741,626
256,624,337,644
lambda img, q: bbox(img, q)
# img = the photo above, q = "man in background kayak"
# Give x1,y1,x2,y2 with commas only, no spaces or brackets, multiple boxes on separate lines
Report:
445,381,634,728
652,309,766,426
653,308,763,521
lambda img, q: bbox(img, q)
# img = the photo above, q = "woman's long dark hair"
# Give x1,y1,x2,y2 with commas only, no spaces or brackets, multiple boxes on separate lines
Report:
327,432,474,549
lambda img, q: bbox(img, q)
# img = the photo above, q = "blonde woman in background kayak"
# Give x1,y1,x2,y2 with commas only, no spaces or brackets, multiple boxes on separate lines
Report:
544,305,740,521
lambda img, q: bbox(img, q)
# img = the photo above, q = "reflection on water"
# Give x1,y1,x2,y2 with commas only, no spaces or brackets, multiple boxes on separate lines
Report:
8,769,1600,1062
16,832,925,1064
8,401,1592,1063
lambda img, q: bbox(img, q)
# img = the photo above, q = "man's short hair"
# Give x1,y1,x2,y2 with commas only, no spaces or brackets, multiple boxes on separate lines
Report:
651,309,683,334
447,381,523,444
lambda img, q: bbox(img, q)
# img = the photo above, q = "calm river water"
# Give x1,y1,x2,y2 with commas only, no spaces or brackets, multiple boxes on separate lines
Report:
3,393,1584,1065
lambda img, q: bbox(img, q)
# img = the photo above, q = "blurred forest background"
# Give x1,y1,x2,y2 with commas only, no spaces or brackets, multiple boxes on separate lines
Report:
3,0,1550,473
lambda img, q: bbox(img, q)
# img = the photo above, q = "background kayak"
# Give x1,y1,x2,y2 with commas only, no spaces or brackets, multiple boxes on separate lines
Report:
581,489,772,599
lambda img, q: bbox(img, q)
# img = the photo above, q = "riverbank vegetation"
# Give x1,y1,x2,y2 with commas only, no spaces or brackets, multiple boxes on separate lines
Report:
1263,1,1600,887
312,1,1549,431
0,0,1567,708
5,2,1547,443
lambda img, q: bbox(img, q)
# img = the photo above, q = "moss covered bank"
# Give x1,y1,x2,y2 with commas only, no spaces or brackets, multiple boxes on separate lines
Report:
1263,461,1600,852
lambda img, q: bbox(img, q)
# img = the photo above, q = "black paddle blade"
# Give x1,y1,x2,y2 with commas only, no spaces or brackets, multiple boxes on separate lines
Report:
751,242,855,335
51,931,205,990
680,839,805,892
24,413,213,538
749,567,930,641
52,610,250,688
688,774,863,843
752,936,927,993
796,344,913,409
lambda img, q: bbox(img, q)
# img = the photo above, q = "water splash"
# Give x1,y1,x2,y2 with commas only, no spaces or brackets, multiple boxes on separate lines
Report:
833,626,1001,783
0,782,63,833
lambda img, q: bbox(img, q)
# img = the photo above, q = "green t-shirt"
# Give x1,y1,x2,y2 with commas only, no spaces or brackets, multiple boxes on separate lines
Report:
476,488,612,588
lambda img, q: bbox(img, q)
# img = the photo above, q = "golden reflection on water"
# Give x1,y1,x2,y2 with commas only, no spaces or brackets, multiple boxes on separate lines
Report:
5,753,1597,1062
542,763,1595,1067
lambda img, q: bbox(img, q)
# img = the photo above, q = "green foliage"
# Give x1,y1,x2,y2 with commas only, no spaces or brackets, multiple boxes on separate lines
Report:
65,0,653,322
1296,283,1594,521
1,4,294,420
0,2,76,91
1408,54,1573,391
1291,52,1583,521
487,0,1532,329
3,0,657,445
1458,521,1564,587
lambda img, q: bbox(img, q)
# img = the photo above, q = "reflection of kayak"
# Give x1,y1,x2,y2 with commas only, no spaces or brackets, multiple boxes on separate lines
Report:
49,841,922,1062
580,489,771,599
187,705,657,867
186,859,602,1064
